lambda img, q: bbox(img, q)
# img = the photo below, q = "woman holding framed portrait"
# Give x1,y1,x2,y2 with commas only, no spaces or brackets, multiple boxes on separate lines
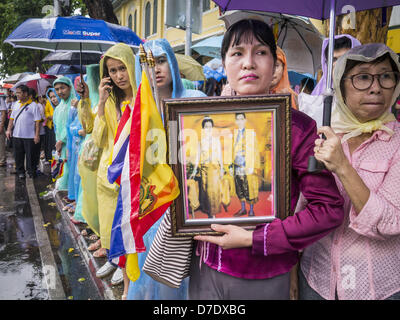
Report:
190,19,345,300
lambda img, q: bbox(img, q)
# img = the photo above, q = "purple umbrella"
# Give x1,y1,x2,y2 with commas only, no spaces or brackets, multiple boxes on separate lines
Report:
214,0,400,20
213,0,400,171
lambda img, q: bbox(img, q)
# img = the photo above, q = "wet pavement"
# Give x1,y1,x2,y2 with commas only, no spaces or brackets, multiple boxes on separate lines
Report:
0,153,102,300
0,166,47,300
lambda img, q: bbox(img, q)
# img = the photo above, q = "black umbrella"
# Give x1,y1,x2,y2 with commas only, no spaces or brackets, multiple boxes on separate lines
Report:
46,64,86,75
42,51,101,66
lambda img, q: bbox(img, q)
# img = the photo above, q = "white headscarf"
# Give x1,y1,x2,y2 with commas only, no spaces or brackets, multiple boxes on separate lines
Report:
331,43,400,141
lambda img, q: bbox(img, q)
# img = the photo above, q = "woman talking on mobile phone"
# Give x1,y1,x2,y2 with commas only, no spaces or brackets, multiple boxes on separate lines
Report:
76,43,137,299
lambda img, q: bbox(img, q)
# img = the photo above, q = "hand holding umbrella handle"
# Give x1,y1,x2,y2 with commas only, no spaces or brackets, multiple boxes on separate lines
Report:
307,95,333,173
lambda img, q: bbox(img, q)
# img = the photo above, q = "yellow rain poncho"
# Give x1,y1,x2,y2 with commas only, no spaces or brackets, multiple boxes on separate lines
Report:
78,43,137,249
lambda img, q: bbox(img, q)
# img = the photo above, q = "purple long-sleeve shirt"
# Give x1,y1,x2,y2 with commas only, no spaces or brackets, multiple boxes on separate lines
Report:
197,109,345,279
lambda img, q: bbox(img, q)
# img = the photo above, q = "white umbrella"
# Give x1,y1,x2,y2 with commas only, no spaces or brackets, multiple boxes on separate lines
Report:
219,10,324,75
11,73,56,96
3,72,34,84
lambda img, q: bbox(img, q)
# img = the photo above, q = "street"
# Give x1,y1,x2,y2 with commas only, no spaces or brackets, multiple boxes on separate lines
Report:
0,152,102,300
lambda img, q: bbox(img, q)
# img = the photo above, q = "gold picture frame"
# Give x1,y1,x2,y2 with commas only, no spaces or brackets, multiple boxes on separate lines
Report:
163,94,292,236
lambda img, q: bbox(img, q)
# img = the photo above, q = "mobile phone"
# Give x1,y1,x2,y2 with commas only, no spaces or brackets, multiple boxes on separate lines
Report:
104,76,112,93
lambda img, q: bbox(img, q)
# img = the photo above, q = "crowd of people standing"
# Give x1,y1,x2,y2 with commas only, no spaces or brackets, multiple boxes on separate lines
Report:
1,16,400,300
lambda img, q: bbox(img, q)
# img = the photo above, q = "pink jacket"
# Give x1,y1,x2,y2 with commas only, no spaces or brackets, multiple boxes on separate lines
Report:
301,121,400,300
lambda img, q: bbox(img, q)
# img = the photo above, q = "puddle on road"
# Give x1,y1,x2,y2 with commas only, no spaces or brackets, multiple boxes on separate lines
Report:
0,173,48,300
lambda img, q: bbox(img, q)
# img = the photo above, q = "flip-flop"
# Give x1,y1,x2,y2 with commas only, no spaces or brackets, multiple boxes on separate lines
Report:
63,196,74,203
81,228,94,237
93,247,107,258
62,203,74,211
70,217,82,225
88,239,101,251
88,234,99,241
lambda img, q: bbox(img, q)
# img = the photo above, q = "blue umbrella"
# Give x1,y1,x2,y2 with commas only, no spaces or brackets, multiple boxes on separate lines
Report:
5,15,143,79
203,65,226,82
288,71,316,88
5,15,142,53
46,64,86,75
192,35,224,59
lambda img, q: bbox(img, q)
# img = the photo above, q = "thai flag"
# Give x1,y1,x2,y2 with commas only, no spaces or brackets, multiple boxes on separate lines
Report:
107,72,179,281
107,102,136,268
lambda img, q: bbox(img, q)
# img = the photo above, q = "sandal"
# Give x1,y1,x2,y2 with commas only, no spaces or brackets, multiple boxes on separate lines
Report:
88,239,101,251
62,203,74,211
88,234,99,241
63,196,74,203
81,228,92,237
68,205,76,214
70,216,82,225
93,247,107,258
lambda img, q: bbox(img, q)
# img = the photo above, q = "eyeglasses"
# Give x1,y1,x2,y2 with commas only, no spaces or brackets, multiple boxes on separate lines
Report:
343,71,399,90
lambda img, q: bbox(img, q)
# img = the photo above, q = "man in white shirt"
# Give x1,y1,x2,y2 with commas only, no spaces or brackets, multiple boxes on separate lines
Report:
0,96,7,166
6,85,41,179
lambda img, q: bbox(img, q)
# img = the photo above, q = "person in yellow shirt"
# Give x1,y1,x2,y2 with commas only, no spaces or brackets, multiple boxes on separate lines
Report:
44,88,59,161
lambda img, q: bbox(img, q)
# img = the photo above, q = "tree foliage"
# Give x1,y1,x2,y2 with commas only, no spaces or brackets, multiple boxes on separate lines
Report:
0,0,87,79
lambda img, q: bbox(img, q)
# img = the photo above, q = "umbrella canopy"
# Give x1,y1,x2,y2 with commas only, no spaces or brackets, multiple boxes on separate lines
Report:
5,15,143,53
175,54,205,81
46,64,86,75
3,72,34,84
213,0,400,20
192,35,224,59
11,73,56,96
219,10,323,75
1,83,14,89
42,51,101,65
288,71,316,87
203,58,226,81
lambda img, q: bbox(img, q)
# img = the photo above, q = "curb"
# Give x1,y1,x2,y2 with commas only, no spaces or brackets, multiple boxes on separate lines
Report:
52,190,123,300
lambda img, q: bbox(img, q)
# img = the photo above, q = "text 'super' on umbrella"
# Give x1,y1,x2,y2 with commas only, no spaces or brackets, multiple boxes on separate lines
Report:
42,51,101,65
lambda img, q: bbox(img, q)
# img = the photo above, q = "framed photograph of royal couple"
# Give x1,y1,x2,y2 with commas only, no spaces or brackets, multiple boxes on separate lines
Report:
163,94,292,236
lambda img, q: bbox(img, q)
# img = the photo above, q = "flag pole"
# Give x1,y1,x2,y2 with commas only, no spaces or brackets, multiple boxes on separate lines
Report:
307,0,336,173
139,44,150,83
146,49,163,122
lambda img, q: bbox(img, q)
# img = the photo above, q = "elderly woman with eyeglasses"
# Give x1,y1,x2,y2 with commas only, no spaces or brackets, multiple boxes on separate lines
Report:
298,43,400,300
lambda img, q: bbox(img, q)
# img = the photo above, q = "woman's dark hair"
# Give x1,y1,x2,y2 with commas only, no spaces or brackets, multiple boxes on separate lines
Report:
204,78,217,96
221,19,277,63
324,36,352,60
102,56,126,115
28,87,37,101
301,77,315,93
201,117,214,128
